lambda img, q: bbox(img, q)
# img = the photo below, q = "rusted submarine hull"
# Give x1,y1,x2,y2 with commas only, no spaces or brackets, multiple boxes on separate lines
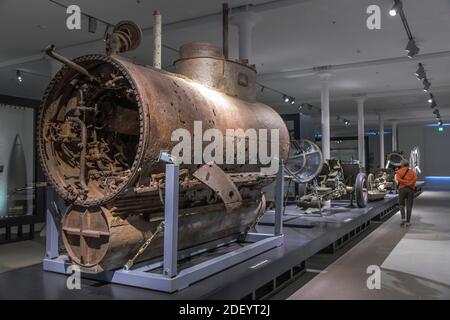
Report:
38,42,289,272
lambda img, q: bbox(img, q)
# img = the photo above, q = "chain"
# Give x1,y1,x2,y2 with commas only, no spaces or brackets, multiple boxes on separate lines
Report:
124,221,165,270
249,210,265,232
248,198,267,232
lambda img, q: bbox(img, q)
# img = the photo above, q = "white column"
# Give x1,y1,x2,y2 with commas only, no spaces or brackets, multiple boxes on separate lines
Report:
319,73,332,160
356,97,365,169
379,113,385,168
153,10,162,69
391,121,398,151
231,9,261,62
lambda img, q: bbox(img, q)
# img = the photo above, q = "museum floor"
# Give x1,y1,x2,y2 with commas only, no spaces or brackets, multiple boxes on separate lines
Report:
0,190,449,299
0,234,44,274
277,190,450,300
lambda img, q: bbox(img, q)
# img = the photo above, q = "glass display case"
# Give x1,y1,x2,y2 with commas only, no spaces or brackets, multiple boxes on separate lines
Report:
0,97,45,243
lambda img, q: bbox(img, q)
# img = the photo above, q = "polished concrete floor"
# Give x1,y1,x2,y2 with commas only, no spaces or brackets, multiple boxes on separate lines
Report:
286,191,450,300
0,237,45,274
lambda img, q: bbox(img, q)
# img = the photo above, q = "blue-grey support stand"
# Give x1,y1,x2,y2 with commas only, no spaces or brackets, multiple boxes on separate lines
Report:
43,163,285,293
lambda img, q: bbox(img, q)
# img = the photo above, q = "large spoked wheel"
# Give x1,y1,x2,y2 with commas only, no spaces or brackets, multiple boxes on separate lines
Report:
355,173,368,208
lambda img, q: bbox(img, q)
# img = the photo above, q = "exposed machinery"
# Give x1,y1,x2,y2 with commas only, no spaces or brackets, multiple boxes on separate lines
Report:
38,18,289,273
367,147,421,196
367,169,394,200
285,140,368,211
385,151,406,170
367,152,404,196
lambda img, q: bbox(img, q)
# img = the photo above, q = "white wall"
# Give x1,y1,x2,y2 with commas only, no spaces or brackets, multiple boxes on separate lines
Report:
0,105,34,216
398,123,450,177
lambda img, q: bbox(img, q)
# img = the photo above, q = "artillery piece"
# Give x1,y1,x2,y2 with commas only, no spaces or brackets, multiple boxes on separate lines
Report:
285,140,368,212
367,147,421,197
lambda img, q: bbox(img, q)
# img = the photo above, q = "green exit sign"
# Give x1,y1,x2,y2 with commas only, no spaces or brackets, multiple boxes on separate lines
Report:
438,126,444,133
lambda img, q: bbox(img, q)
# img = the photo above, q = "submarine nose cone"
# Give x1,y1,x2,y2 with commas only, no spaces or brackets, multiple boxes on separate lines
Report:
13,134,22,146
7,134,28,216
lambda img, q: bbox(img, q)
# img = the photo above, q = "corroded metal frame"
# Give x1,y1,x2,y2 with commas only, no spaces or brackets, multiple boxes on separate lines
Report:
43,162,285,293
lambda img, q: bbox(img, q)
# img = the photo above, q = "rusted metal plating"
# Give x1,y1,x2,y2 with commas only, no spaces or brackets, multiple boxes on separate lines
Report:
175,42,257,102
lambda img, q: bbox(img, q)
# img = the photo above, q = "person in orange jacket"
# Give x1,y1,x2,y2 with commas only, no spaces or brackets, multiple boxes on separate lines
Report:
396,159,417,227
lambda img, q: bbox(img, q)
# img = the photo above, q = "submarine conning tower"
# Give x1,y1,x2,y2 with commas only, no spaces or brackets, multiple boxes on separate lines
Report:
175,42,257,103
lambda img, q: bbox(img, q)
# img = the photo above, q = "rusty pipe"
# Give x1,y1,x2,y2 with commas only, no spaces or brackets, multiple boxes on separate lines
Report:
45,45,97,82
222,3,229,59
153,11,162,69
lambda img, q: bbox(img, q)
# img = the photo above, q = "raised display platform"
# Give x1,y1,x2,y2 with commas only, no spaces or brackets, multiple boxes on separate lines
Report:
0,182,425,300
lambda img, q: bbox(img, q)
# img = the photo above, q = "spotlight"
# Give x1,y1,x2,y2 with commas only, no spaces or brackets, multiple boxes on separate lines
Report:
423,78,431,92
344,119,350,126
16,70,23,83
405,39,420,58
438,120,443,126
389,0,402,16
290,97,295,105
430,100,437,109
283,95,290,103
298,104,303,111
427,93,434,104
415,63,426,80
433,109,439,116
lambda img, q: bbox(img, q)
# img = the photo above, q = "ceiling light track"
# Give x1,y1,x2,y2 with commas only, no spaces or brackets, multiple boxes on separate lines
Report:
389,1,442,126
256,82,350,127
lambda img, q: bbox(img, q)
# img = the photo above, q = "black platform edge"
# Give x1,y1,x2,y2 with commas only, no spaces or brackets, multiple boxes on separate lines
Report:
321,201,398,253
198,197,402,299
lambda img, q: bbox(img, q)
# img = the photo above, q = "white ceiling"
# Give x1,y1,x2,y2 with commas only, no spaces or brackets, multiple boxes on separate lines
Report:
1,0,450,132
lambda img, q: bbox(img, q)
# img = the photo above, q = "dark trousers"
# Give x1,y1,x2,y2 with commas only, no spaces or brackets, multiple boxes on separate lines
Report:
399,187,414,223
